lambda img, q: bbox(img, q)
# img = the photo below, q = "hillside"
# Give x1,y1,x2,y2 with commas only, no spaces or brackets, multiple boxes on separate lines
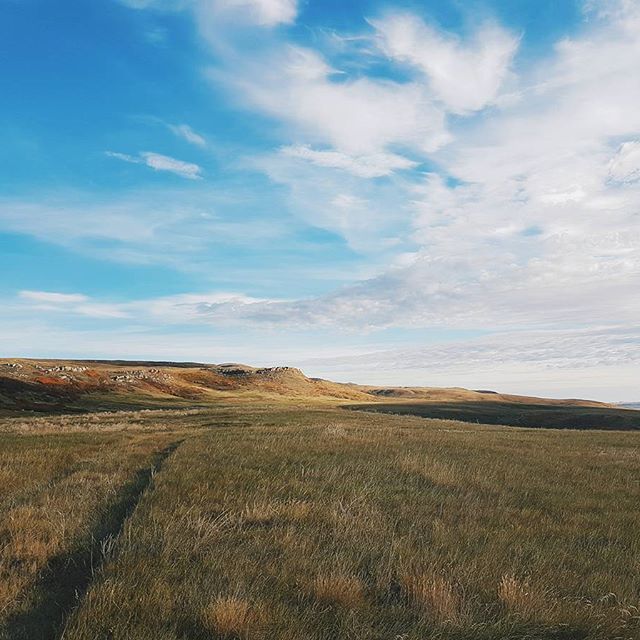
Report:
1,358,638,429
357,384,608,407
0,359,370,414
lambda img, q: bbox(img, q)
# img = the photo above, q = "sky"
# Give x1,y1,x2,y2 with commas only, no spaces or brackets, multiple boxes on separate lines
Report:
1,0,639,401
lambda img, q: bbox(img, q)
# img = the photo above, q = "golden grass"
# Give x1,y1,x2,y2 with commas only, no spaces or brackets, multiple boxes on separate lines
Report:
1,403,639,640
241,502,278,526
0,431,175,635
0,408,204,434
498,574,546,619
283,499,312,520
308,573,366,609
202,596,255,638
402,573,465,624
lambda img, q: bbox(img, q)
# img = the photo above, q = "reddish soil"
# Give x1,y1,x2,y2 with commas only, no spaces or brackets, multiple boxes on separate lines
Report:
35,376,69,386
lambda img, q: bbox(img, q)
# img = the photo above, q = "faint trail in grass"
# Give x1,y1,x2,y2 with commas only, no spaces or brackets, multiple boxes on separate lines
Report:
2,439,184,640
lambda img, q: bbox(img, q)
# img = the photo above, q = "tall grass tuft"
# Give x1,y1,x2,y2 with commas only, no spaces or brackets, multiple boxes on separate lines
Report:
202,595,254,638
498,574,542,619
309,573,366,609
402,573,466,624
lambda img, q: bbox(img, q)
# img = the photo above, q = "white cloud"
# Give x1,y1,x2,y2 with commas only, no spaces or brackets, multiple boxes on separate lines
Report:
101,2,640,330
255,149,415,252
105,151,139,163
121,0,297,26
304,326,640,373
107,149,203,179
608,140,640,183
18,291,128,318
220,0,297,26
0,189,290,269
125,3,515,161
280,145,417,178
217,44,450,155
17,290,272,323
370,13,519,113
168,123,207,147
19,291,89,304
140,151,203,179
297,326,640,400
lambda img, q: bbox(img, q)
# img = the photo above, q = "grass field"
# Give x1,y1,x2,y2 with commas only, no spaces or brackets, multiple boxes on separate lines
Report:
349,401,640,430
1,402,639,639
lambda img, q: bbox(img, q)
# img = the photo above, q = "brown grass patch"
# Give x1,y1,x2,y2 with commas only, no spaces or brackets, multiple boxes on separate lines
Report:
240,499,312,526
241,502,278,526
282,499,311,520
402,573,465,624
202,596,254,638
498,574,543,618
309,573,365,609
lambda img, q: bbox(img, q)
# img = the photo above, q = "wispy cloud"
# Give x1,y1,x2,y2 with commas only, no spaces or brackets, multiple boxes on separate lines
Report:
121,0,298,26
280,145,417,178
213,44,450,155
608,140,640,183
297,326,640,400
304,326,640,373
18,290,128,318
19,291,88,304
17,289,272,322
10,289,640,399
106,150,203,179
141,151,203,179
0,188,291,269
220,0,298,26
370,14,519,114
167,123,207,147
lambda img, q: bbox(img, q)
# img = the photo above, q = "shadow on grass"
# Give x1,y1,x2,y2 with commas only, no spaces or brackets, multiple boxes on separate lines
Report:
345,402,640,431
3,440,183,640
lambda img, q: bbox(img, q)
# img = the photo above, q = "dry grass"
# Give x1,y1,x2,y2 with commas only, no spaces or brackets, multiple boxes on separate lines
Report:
0,408,204,434
0,430,176,638
283,499,312,520
498,574,543,618
308,573,366,609
1,403,640,640
237,499,313,528
202,596,255,638
402,573,465,624
241,502,278,526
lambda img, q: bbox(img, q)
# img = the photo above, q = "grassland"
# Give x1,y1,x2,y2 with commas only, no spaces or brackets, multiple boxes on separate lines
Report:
0,410,199,640
350,400,640,430
1,401,639,639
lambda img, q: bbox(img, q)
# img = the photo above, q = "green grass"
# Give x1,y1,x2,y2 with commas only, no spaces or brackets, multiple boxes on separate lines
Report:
1,403,640,639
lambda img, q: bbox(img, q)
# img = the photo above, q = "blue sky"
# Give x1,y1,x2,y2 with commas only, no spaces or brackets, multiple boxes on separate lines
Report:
1,0,639,400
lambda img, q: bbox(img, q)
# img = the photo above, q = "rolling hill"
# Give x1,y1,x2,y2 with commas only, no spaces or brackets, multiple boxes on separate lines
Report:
1,357,639,429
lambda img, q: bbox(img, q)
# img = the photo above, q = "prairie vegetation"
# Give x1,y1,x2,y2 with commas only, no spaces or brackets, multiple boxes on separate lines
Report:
1,403,637,639
0,427,181,639
351,400,640,430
